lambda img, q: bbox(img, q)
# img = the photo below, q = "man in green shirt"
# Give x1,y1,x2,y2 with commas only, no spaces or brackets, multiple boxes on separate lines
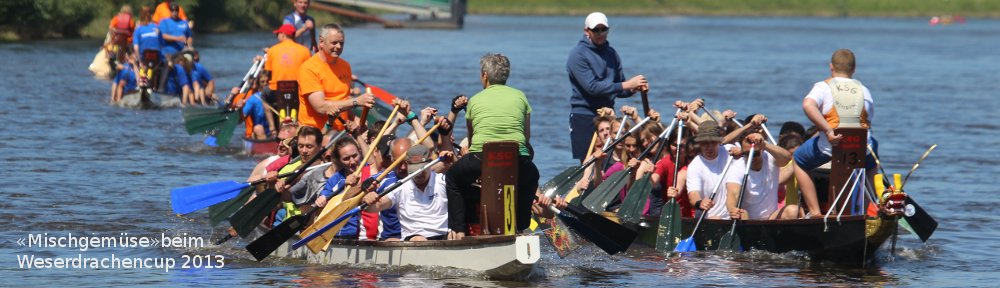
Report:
446,53,540,240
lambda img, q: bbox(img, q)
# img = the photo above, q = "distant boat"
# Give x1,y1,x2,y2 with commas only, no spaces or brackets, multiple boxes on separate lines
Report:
929,15,967,26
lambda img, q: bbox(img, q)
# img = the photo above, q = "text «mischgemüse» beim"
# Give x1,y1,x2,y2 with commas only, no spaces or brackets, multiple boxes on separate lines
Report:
16,232,222,272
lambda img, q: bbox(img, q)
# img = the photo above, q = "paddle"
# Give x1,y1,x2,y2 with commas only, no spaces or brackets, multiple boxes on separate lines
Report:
546,116,653,203
300,120,439,253
868,144,938,242
170,162,331,215
228,130,347,237
656,118,685,252
292,156,444,251
616,173,653,225
701,106,776,144
674,157,735,253
550,200,637,255
181,58,259,135
207,162,332,226
717,144,755,251
640,89,651,117
581,126,667,214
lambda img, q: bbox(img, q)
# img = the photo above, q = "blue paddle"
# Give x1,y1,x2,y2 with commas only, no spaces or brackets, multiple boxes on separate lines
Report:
674,156,734,253
170,130,345,214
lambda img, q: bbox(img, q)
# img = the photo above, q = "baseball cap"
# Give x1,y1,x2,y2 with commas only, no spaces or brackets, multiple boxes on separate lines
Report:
273,24,296,36
405,145,432,173
585,12,609,29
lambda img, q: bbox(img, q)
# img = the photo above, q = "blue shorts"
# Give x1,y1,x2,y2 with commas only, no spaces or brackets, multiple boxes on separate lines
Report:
570,113,596,160
794,135,879,171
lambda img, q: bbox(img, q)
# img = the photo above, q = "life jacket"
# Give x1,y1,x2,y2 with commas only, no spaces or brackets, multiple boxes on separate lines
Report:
823,78,870,130
115,13,133,36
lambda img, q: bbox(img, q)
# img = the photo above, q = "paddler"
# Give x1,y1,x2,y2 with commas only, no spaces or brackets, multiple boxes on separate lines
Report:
283,0,317,51
725,129,800,220
265,24,310,92
297,23,375,131
363,145,457,241
685,120,736,220
445,53,541,240
792,48,878,217
315,136,370,239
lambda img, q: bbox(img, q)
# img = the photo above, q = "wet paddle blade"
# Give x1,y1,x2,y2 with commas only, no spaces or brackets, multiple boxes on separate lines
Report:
534,215,580,258
673,236,697,253
557,204,637,255
717,228,741,251
541,166,579,193
299,194,364,253
208,186,254,226
617,175,653,225
229,189,281,238
655,198,683,252
904,195,937,242
246,214,310,261
170,181,249,215
211,112,242,146
183,107,231,135
582,170,630,213
294,206,360,251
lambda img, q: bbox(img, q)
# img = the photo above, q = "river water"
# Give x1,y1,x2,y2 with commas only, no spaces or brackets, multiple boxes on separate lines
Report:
2,15,998,286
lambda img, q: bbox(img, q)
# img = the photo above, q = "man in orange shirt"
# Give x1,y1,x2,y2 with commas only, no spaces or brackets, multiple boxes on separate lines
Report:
297,23,374,131
266,24,311,91
153,0,189,25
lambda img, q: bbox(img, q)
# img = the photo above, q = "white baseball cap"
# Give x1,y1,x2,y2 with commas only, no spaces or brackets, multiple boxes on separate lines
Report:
585,12,609,29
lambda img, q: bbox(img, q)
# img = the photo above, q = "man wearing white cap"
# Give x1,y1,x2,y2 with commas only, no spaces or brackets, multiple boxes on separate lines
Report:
567,12,648,163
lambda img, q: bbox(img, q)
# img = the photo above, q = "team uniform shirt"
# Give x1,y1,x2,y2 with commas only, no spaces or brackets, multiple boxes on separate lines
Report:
373,171,402,240
686,145,739,219
297,54,352,130
804,77,874,156
163,64,190,95
242,93,270,135
157,18,191,57
283,13,317,49
132,23,162,58
727,151,781,220
320,166,371,238
384,172,449,239
265,39,311,90
115,63,138,92
466,84,532,156
191,63,212,86
152,2,188,24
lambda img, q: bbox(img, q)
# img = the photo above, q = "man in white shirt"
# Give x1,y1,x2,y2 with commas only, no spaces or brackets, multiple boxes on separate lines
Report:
725,131,799,220
363,145,456,241
792,48,878,217
686,120,737,220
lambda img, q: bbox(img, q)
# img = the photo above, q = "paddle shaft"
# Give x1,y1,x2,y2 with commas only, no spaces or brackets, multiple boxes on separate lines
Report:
653,110,681,162
240,55,266,94
294,157,444,248
672,119,684,189
899,144,937,191
723,145,755,242
355,104,402,179
640,89,651,117
600,114,630,170
687,157,734,238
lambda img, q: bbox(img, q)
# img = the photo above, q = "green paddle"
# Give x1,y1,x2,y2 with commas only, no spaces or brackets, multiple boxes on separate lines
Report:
717,144,755,251
617,173,652,225
581,128,668,214
656,119,685,252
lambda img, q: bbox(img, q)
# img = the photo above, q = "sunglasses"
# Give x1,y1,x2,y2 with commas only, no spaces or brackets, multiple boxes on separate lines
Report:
590,27,609,33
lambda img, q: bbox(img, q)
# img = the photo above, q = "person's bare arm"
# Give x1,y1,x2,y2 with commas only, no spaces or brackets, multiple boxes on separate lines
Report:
764,142,792,168
803,98,841,144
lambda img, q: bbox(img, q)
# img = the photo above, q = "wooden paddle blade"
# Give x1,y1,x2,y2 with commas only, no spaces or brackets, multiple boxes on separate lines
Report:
617,175,653,225
655,198,682,252
229,190,281,238
170,181,249,214
293,207,359,250
904,195,937,242
304,195,364,253
717,230,741,252
559,204,637,255
582,170,630,213
208,186,254,226
246,214,310,261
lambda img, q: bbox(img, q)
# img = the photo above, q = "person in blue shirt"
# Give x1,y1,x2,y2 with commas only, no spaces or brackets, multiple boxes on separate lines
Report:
157,3,191,59
566,12,647,162
132,6,162,90
189,50,215,105
242,73,276,140
164,54,192,103
319,137,365,239
111,53,138,103
283,0,316,51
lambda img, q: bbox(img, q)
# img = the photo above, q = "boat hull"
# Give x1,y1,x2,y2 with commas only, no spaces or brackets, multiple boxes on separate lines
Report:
117,89,181,109
242,137,279,156
247,230,541,279
633,214,895,266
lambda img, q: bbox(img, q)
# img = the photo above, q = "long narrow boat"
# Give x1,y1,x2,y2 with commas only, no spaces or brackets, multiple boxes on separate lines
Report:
245,229,541,279
633,214,894,266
